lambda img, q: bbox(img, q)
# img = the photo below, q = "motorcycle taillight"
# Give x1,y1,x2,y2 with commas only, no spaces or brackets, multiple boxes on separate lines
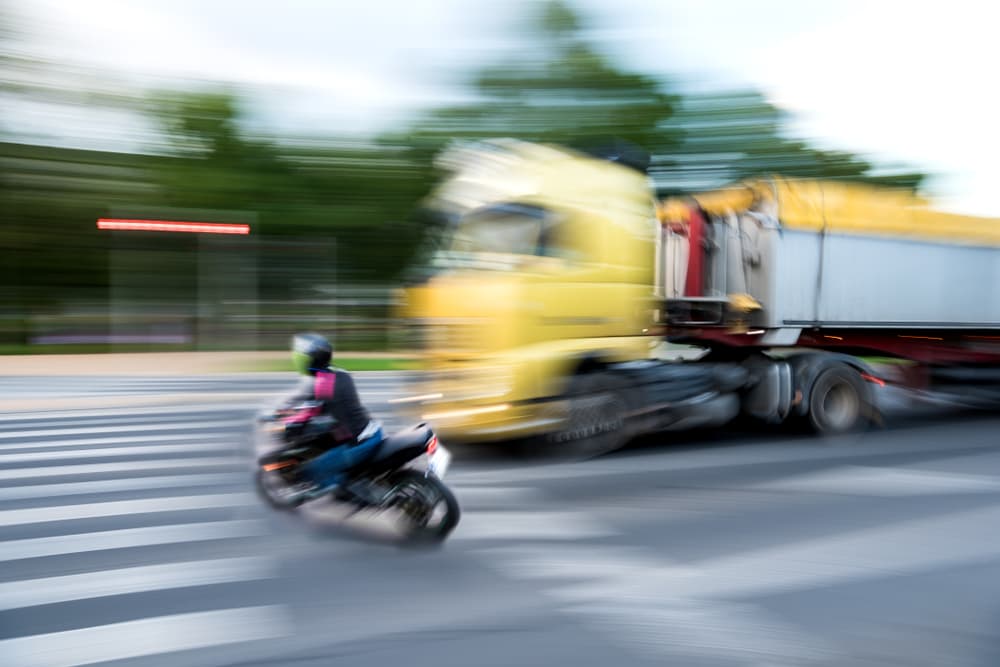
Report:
426,435,438,455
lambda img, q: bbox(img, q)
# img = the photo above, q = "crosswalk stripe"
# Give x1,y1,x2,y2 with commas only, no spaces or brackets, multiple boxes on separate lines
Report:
455,511,615,541
0,444,241,464
0,458,241,481
482,544,658,584
756,465,1000,496
0,520,267,562
562,599,835,664
0,403,255,422
0,473,245,501
0,412,244,430
0,419,242,440
0,605,290,667
0,404,284,667
0,493,256,527
481,544,834,663
498,505,1000,606
449,486,544,510
0,432,232,451
0,556,275,611
658,504,1000,600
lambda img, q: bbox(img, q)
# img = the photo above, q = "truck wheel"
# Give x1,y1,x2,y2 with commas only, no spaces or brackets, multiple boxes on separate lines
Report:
807,367,870,435
545,373,630,459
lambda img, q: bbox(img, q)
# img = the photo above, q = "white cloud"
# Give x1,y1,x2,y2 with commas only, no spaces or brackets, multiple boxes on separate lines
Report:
16,0,516,134
578,0,1000,215
747,0,1000,214
12,0,1000,215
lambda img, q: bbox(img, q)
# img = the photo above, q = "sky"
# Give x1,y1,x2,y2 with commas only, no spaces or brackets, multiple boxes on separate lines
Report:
10,0,1000,215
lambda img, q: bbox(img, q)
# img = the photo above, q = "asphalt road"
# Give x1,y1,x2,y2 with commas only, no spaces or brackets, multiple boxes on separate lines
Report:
1,374,999,666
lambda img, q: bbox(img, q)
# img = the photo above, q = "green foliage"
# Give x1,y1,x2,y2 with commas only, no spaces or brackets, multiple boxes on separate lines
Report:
656,90,925,194
232,356,419,373
138,90,436,286
401,0,680,157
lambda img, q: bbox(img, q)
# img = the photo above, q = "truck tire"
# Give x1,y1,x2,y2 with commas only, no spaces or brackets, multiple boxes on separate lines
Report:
544,372,630,459
807,366,870,435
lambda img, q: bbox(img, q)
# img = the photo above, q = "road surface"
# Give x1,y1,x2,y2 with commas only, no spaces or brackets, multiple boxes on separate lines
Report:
1,374,999,666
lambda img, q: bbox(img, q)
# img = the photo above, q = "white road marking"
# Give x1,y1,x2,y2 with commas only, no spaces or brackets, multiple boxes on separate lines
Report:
450,486,542,507
0,444,240,464
0,380,393,421
455,511,615,541
0,520,267,562
899,450,1000,475
0,458,240,481
562,599,837,664
483,544,668,584
0,556,275,610
0,493,256,527
0,473,245,500
0,432,232,451
0,411,244,429
0,403,254,422
758,465,1000,496
0,390,275,407
0,605,290,667
657,504,1000,600
491,505,1000,606
0,419,241,440
482,544,835,664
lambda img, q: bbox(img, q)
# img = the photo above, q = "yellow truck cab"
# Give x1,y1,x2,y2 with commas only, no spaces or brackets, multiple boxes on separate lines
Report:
399,140,667,451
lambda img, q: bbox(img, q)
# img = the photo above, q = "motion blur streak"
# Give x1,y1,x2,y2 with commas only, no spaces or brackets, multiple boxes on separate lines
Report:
3,0,1000,665
97,218,251,234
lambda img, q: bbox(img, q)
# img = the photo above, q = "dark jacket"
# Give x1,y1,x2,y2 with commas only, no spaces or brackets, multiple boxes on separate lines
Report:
280,368,372,444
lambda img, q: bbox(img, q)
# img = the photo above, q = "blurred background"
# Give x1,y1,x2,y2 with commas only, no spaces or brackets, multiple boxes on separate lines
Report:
4,3,1000,667
6,0,992,355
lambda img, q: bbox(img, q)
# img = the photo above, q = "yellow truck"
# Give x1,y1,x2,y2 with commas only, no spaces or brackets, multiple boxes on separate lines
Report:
395,139,1000,455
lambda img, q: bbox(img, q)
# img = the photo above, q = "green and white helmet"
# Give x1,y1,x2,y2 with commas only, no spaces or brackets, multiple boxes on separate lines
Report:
291,333,333,376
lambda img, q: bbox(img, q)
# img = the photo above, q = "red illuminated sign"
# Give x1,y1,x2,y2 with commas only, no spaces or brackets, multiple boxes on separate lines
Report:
97,218,250,235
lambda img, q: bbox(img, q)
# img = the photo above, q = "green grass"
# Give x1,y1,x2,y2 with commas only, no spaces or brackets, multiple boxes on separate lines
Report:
858,356,915,366
231,357,421,373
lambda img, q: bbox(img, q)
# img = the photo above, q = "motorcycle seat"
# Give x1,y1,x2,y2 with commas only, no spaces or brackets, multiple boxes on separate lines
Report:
351,423,434,475
370,423,433,460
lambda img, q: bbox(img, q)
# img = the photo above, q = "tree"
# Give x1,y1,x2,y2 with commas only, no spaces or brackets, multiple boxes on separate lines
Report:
387,0,684,276
398,0,680,157
148,90,436,287
654,90,925,194
397,1,923,210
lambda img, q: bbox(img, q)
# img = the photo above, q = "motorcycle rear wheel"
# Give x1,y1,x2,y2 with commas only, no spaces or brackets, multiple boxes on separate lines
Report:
386,470,460,544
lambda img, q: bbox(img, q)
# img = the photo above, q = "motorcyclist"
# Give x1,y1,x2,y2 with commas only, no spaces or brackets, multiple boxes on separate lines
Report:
272,332,384,503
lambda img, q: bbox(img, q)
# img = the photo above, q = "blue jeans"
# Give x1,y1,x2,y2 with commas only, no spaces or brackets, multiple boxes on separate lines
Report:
303,427,384,488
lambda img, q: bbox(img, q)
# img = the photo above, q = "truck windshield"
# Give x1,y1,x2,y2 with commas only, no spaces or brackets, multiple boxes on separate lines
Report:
432,203,558,270
452,203,548,255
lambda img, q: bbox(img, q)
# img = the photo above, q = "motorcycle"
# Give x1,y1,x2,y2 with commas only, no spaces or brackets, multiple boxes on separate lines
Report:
254,408,460,544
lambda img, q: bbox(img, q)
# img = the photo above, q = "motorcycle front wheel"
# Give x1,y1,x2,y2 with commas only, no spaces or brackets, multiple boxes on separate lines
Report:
386,469,461,545
254,469,303,511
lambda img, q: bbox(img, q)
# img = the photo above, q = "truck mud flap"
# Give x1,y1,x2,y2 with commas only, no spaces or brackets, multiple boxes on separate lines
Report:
741,361,793,423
